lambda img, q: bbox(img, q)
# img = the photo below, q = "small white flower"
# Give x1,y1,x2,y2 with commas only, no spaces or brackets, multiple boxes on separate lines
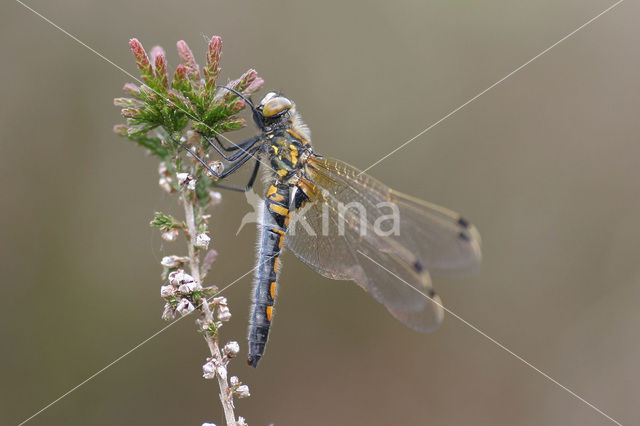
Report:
161,303,175,321
202,360,216,379
161,255,188,268
160,285,175,298
230,376,240,387
237,417,247,426
161,228,179,242
234,385,250,398
217,305,231,322
195,233,211,249
169,270,194,286
216,364,227,381
213,296,227,306
176,172,189,185
178,280,202,294
176,298,195,316
177,172,196,190
223,341,240,358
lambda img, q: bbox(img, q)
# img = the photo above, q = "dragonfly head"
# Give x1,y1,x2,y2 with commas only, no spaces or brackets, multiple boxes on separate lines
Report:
254,92,293,129
216,86,295,131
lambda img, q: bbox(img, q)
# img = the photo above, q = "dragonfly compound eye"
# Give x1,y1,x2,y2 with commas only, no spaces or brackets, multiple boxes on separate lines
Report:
262,97,292,118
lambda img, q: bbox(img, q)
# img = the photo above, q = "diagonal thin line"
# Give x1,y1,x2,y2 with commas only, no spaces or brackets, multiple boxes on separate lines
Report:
12,0,272,174
16,256,271,426
358,0,625,176
356,250,623,425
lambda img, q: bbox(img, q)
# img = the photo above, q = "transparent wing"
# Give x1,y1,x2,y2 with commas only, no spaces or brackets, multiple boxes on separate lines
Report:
284,156,482,332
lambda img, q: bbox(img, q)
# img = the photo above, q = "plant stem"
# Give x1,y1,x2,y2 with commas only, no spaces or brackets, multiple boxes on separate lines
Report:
183,194,237,426
183,193,201,283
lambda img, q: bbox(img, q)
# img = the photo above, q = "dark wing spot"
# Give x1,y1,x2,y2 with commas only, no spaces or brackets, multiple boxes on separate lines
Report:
457,217,470,229
458,231,471,242
413,260,424,273
427,288,437,298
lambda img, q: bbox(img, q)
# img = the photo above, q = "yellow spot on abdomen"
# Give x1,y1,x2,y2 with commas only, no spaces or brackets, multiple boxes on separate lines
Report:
269,203,289,216
266,185,277,197
277,169,288,178
269,193,286,202
273,257,279,273
266,306,273,322
270,282,276,299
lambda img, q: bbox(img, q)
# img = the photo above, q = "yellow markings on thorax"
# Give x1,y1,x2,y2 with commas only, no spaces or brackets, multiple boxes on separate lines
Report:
287,129,308,145
265,306,273,322
269,282,277,299
269,203,289,216
289,144,299,166
277,169,288,178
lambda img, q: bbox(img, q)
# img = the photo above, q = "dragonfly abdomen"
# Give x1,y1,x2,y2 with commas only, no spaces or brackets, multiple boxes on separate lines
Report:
248,182,291,367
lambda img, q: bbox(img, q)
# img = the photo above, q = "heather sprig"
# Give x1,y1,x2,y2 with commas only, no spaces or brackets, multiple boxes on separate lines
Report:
114,36,261,426
114,36,263,151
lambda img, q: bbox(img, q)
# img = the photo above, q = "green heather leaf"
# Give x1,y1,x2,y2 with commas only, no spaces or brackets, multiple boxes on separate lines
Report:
150,212,184,231
128,135,168,158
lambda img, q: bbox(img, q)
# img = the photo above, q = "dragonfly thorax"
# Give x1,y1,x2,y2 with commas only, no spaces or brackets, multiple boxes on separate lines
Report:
264,129,311,181
253,94,313,181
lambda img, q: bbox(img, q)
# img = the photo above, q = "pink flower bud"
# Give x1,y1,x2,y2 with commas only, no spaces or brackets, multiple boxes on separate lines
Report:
129,38,153,83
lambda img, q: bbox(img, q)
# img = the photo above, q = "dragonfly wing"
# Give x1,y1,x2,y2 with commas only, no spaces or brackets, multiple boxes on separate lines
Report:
286,190,444,332
297,156,482,277
285,156,481,331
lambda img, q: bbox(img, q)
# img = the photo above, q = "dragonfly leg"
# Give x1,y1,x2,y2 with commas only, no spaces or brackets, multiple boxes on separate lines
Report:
214,159,261,192
168,135,258,180
200,133,260,161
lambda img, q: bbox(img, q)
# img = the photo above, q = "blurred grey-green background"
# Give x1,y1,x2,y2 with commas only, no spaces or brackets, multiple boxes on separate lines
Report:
1,1,638,425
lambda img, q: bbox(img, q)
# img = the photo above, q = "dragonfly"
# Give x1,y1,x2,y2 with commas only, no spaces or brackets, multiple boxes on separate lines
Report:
172,89,482,367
